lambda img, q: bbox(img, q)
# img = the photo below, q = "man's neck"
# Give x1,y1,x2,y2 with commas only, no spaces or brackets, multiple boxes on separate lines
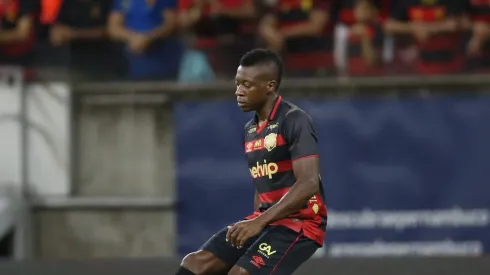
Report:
256,94,278,123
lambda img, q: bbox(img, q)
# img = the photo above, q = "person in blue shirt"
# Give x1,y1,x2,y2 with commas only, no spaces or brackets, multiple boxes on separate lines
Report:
108,0,183,79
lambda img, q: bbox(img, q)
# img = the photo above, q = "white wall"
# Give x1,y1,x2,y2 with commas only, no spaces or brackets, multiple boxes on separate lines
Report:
0,82,71,196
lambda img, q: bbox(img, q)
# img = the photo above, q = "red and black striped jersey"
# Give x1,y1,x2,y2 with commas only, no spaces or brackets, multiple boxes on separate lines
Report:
0,0,36,56
467,0,490,23
244,96,327,245
390,0,464,74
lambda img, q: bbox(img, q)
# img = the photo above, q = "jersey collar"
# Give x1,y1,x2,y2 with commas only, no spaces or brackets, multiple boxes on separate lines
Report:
268,95,282,121
255,95,282,134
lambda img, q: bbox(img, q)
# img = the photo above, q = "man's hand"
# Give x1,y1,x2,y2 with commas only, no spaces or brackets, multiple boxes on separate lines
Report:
129,34,152,54
50,25,73,46
226,218,266,248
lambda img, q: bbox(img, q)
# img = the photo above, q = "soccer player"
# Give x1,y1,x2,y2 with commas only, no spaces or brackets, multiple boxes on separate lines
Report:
175,48,327,275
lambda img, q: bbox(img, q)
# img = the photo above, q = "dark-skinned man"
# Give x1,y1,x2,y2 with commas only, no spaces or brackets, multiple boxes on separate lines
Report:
174,48,327,275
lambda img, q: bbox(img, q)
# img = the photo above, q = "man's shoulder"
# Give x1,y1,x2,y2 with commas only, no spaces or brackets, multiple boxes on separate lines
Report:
244,118,256,131
282,101,313,125
244,118,255,128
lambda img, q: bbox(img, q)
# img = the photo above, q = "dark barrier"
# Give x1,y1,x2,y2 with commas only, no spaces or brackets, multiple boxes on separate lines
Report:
175,95,490,256
1,258,490,275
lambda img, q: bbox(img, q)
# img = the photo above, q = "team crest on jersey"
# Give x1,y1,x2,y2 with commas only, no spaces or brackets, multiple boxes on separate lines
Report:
264,133,277,152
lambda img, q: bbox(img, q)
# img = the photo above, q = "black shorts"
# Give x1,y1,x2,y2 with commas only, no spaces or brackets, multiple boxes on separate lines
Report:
201,225,319,275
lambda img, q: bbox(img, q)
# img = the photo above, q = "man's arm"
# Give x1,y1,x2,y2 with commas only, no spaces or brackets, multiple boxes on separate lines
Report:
255,111,320,225
281,9,328,38
0,16,33,43
107,11,135,41
425,1,463,34
52,0,108,42
147,9,178,41
211,0,256,19
424,17,458,34
384,2,412,35
255,157,319,224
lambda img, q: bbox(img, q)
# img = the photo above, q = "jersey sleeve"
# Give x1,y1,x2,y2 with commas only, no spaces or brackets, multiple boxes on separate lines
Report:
19,0,38,17
55,0,70,24
283,110,319,160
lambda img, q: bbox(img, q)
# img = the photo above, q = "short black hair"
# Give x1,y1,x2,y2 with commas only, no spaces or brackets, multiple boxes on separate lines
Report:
239,48,284,91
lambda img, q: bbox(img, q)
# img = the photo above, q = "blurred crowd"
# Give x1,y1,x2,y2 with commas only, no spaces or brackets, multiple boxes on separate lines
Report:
0,0,489,81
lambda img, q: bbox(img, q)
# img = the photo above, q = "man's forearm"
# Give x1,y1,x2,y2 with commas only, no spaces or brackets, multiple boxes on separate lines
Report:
427,19,458,34
385,19,413,35
108,25,135,41
0,30,26,42
219,5,255,19
69,27,107,40
148,22,176,40
361,38,378,66
255,181,318,225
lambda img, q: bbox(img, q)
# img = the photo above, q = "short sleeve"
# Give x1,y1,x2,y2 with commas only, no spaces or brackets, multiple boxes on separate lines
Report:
390,1,408,21
18,0,37,17
55,0,70,24
283,111,319,160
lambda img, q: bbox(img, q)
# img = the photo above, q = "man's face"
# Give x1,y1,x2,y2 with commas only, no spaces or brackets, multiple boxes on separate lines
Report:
235,65,272,112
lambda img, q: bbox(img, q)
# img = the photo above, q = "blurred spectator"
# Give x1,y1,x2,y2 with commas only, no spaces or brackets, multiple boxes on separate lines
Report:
40,0,61,25
108,0,183,80
335,0,390,25
0,0,37,66
178,0,257,78
38,0,62,40
50,0,117,77
259,0,333,75
385,0,463,75
346,0,384,75
464,0,490,72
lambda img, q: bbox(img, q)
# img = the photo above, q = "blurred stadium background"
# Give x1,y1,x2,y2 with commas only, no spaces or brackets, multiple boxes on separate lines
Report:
1,0,490,274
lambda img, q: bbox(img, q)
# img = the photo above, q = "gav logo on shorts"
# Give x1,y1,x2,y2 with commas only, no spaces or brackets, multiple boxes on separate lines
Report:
258,243,276,257
249,160,278,179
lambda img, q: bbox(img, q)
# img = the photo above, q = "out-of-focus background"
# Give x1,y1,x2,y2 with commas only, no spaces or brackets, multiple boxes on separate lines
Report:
0,0,490,274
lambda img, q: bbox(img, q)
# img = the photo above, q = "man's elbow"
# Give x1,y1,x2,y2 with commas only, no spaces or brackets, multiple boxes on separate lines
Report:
384,19,404,34
302,178,320,196
446,19,458,32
